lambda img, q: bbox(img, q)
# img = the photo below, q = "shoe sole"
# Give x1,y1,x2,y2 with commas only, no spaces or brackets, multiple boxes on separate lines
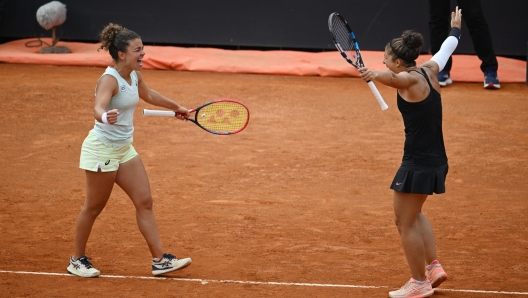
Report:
152,259,192,276
484,83,500,89
389,289,434,298
431,273,447,288
67,268,100,278
439,78,453,87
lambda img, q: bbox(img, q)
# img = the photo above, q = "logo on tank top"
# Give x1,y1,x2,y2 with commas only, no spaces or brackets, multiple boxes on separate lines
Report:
120,85,126,92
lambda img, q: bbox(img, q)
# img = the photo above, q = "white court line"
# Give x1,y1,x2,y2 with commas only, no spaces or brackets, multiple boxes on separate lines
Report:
1,270,528,295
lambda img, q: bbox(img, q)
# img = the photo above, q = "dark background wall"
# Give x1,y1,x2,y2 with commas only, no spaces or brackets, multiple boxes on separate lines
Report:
0,0,526,58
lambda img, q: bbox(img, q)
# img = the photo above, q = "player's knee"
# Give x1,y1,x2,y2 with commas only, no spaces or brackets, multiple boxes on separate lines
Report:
82,204,106,218
393,215,404,233
393,216,399,226
134,194,153,211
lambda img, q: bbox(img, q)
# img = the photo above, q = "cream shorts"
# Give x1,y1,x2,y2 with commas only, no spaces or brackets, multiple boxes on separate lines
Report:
79,131,138,172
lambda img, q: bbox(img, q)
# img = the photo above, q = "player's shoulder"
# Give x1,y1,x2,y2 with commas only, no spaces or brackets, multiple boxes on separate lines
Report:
418,66,439,82
98,73,119,85
96,73,119,94
419,61,439,75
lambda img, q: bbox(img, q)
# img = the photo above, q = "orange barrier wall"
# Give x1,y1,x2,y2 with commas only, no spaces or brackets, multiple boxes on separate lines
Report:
0,38,525,83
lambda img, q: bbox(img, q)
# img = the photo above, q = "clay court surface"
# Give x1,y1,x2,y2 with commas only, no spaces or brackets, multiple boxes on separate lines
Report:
0,63,527,297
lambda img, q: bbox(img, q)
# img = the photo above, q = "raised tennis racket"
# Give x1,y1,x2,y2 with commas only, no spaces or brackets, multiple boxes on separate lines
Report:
328,12,388,110
143,98,249,135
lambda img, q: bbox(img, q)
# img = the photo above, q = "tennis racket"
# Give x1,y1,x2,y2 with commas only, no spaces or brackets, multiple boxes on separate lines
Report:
143,98,249,135
328,12,388,110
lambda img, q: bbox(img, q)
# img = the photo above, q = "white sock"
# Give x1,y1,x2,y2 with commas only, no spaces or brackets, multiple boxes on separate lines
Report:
413,279,425,285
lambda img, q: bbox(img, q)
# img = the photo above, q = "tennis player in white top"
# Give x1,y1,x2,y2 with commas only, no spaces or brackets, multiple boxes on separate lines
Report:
68,23,192,278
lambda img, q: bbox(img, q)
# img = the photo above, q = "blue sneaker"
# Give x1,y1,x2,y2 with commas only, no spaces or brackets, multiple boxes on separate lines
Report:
484,70,500,89
437,70,452,87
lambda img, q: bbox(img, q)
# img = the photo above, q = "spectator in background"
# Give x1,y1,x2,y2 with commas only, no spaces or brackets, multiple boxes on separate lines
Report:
428,0,500,89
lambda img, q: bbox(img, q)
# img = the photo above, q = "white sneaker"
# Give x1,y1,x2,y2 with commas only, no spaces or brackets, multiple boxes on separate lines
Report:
389,278,433,298
152,253,192,275
67,256,100,278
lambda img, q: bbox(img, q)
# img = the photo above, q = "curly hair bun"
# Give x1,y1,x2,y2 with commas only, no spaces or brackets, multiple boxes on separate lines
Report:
98,23,124,52
401,30,424,50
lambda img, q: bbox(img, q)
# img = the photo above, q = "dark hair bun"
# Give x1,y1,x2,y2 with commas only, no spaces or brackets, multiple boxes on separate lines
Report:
401,30,424,50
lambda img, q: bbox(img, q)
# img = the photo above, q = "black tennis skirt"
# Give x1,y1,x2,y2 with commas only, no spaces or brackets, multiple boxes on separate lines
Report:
390,161,448,195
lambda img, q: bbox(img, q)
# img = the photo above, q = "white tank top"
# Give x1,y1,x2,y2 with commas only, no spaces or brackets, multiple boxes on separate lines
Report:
91,67,139,148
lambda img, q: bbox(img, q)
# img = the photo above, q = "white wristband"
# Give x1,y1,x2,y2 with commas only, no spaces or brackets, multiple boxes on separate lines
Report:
102,112,109,124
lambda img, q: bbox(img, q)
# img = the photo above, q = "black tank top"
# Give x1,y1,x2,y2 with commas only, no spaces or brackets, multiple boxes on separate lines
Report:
397,68,448,167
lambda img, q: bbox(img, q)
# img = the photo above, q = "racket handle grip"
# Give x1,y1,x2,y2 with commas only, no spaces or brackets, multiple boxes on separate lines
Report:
367,81,389,110
142,109,176,117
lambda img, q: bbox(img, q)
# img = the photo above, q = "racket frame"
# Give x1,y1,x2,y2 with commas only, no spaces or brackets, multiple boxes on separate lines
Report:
329,13,365,70
328,12,389,110
142,98,250,135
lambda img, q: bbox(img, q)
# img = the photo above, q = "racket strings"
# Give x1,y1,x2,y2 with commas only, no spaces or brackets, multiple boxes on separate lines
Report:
195,102,249,134
330,16,359,65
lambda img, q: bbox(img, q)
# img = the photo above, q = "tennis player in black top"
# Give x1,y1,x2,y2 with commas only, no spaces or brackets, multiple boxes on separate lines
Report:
358,7,462,298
